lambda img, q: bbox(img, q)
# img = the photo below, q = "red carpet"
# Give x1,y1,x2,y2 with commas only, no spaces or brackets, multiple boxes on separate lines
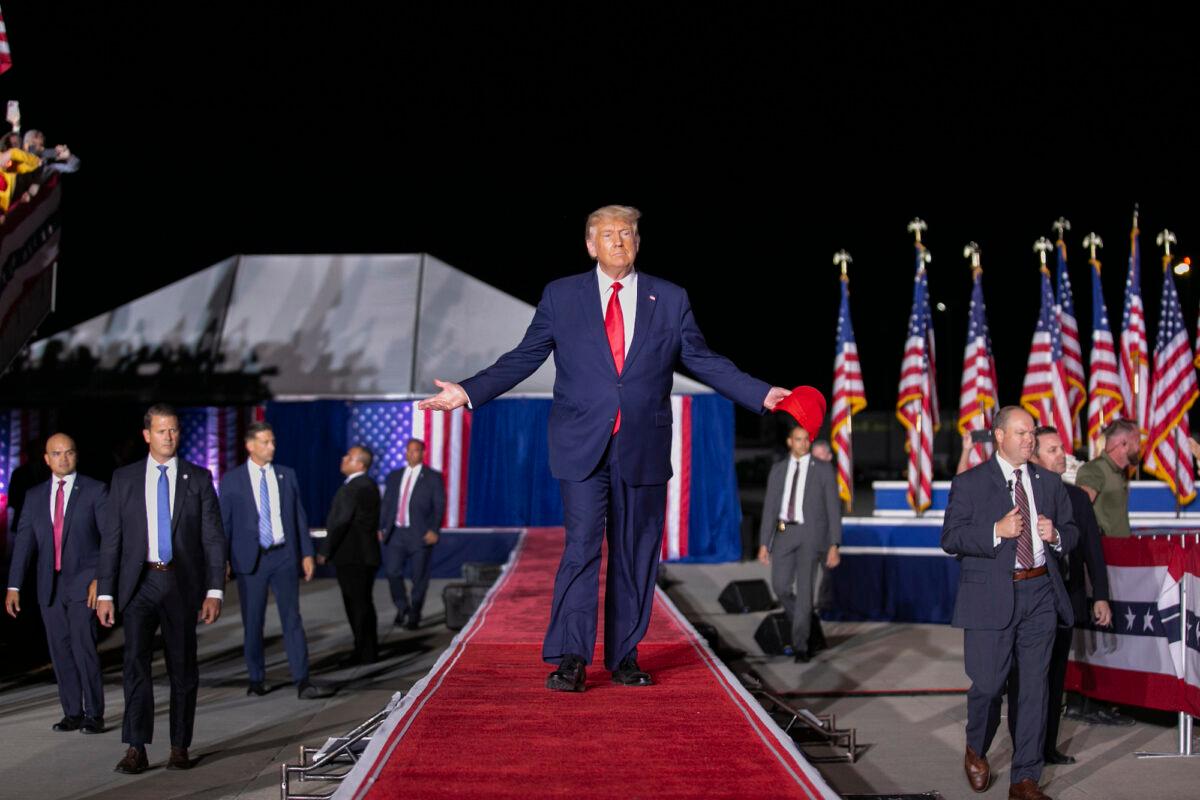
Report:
339,528,836,800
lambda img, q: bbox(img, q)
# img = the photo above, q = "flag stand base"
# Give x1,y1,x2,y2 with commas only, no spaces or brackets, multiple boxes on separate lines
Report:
1135,713,1199,758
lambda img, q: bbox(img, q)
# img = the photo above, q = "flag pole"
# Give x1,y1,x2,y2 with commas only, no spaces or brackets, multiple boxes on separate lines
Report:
1157,228,1181,518
834,249,855,514
1084,232,1105,459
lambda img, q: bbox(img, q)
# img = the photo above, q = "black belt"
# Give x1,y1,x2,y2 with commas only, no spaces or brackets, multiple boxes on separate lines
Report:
776,520,800,532
261,542,286,553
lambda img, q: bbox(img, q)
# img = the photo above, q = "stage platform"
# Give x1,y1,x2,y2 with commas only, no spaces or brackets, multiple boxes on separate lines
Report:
335,527,837,800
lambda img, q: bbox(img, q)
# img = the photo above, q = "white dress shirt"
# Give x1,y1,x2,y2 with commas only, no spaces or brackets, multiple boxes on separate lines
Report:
395,464,422,527
49,471,77,521
99,456,222,602
778,455,810,525
248,461,285,545
597,265,637,356
993,455,1059,568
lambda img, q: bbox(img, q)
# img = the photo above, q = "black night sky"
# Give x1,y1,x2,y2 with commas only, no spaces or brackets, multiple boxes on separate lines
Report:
6,3,1200,422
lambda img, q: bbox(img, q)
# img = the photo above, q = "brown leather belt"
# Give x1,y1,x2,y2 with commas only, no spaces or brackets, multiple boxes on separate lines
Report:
1012,565,1047,582
145,561,174,572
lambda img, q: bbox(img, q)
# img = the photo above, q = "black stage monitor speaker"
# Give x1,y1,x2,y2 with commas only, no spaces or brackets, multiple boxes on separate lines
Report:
462,562,503,586
755,612,792,655
718,579,775,613
443,583,491,630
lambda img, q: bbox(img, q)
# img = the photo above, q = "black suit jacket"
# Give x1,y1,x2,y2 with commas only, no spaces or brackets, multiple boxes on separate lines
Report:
7,474,108,606
324,474,382,567
379,466,445,544
97,458,227,612
1061,483,1111,624
941,457,1079,630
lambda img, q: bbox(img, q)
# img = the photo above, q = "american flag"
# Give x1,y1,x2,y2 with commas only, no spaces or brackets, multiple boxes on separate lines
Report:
1087,254,1123,452
957,263,997,469
896,245,938,513
1143,264,1198,504
831,270,866,509
349,402,472,527
0,6,12,75
1021,261,1074,450
179,405,265,488
1056,239,1086,447
1120,222,1151,450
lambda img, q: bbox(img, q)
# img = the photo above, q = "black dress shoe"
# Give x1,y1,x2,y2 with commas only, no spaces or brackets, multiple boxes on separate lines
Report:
246,682,269,696
337,654,363,668
404,615,420,631
297,680,328,699
80,716,106,734
794,651,811,664
546,655,587,692
1043,749,1076,765
52,715,83,732
166,746,192,770
611,655,654,686
393,611,407,627
114,746,149,774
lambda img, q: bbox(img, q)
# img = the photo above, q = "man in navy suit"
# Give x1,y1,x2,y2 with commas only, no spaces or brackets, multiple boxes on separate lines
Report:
219,421,323,699
6,433,108,734
96,404,227,775
420,205,788,691
379,438,445,630
942,406,1078,800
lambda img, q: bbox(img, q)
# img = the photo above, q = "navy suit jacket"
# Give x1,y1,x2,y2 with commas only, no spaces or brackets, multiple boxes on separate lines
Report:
98,457,227,612
380,465,445,543
460,270,770,484
7,474,108,606
219,461,313,575
941,458,1079,630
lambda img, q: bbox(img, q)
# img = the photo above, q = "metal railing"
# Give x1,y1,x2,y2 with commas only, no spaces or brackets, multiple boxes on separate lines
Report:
739,672,859,763
280,698,398,800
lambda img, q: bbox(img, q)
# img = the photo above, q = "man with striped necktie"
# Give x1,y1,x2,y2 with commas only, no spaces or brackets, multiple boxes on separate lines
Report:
219,422,322,699
942,406,1078,800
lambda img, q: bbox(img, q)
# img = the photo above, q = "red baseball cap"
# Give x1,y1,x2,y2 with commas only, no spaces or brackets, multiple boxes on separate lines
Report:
776,386,827,439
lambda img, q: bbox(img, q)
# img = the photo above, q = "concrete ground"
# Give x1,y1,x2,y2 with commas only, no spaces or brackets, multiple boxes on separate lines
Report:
3,559,1198,800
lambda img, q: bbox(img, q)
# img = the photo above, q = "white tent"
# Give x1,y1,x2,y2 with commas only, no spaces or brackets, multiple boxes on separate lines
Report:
31,254,713,397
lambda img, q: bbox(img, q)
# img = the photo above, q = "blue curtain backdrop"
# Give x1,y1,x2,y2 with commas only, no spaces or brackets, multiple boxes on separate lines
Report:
264,396,741,563
266,400,350,528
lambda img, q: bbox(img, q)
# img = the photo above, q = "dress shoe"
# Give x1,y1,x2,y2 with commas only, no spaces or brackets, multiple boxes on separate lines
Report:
114,746,149,775
404,615,420,631
611,655,654,687
338,654,363,668
546,654,587,692
166,746,192,770
298,680,328,699
794,651,811,664
1043,748,1075,765
52,715,83,732
80,716,106,734
246,682,269,696
1008,778,1051,800
393,611,407,627
1094,705,1135,726
964,745,990,793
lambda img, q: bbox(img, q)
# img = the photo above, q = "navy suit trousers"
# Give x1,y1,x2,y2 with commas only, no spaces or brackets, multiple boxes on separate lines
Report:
384,527,434,622
236,545,310,684
43,585,104,720
964,574,1057,785
543,434,667,671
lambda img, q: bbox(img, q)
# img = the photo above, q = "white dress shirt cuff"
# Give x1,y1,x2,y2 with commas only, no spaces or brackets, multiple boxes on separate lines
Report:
6,587,17,592
206,590,224,601
97,595,113,602
992,524,1001,548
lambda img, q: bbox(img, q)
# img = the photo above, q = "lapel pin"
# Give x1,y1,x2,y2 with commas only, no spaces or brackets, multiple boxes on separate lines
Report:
649,294,657,301
183,474,189,480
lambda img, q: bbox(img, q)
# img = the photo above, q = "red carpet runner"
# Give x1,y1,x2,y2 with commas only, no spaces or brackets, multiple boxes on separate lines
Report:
337,528,837,799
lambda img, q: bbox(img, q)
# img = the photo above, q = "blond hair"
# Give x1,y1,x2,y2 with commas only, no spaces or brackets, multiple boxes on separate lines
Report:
585,205,642,239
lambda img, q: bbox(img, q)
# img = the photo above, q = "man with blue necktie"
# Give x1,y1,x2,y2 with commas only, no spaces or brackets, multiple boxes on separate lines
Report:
420,205,789,691
219,422,324,699
96,404,227,775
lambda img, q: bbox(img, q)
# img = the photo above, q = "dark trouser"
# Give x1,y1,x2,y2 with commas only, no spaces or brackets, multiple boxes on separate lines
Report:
543,434,667,671
383,527,434,622
120,569,199,749
236,545,310,684
769,525,821,653
964,575,1057,785
335,564,378,662
1007,621,1073,755
43,585,104,719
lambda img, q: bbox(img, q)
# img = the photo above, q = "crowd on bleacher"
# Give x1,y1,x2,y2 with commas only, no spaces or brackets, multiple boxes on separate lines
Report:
1,100,79,222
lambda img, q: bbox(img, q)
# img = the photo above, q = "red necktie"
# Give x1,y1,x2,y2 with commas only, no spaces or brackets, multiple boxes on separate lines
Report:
605,281,625,435
1013,468,1034,569
53,479,65,572
397,470,414,527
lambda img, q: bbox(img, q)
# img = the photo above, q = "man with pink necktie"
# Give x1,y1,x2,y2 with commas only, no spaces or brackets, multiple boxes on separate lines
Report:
6,433,109,734
379,438,445,630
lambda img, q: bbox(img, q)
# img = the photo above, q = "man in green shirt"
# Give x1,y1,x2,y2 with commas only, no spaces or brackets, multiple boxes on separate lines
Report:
1074,419,1139,538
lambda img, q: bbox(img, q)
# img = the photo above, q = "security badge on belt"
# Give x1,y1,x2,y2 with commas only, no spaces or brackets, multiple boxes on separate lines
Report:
778,520,787,533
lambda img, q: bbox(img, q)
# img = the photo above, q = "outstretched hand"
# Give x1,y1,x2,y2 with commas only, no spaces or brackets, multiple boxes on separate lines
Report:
417,379,469,412
763,386,790,412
